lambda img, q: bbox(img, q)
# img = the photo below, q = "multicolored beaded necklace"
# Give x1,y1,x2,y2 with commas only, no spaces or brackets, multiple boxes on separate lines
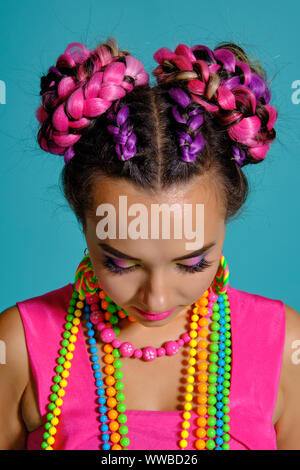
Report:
41,252,232,451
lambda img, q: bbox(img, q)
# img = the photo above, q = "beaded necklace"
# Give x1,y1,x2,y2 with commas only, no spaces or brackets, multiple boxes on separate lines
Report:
41,253,232,450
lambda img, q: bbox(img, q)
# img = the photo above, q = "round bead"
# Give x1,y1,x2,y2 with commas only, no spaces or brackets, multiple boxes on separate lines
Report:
115,381,124,391
196,428,206,438
198,372,208,383
198,329,208,338
120,436,130,447
103,344,113,354
106,387,116,397
198,340,208,349
118,414,127,424
197,383,208,393
189,339,197,348
133,349,143,358
110,433,120,443
108,410,118,420
196,417,206,427
119,342,134,357
104,354,114,364
109,421,119,432
117,403,126,413
206,439,216,450
105,376,115,386
100,328,116,343
198,361,208,371
142,347,157,361
112,339,122,348
116,392,125,402
119,425,128,435
165,341,179,355
197,405,207,415
207,406,217,416
197,394,207,405
207,417,217,427
104,365,114,375
195,439,206,450
207,427,216,438
179,439,188,448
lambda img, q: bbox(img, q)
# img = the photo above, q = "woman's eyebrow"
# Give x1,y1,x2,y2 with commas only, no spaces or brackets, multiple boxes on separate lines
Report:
98,241,216,262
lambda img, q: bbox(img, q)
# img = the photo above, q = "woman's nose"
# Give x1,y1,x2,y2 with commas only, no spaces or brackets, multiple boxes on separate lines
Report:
137,270,173,312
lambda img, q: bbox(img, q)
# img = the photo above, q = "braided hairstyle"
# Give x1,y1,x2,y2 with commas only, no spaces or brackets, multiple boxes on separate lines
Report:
36,38,278,232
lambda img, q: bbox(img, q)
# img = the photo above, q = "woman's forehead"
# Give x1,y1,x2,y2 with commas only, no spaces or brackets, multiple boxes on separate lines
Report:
90,174,224,216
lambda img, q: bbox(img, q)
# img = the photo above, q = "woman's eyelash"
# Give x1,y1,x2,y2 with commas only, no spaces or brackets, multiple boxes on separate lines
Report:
175,257,212,273
102,254,213,276
102,255,136,276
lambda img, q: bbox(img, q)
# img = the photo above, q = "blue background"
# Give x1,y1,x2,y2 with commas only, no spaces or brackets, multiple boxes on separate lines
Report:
0,0,299,312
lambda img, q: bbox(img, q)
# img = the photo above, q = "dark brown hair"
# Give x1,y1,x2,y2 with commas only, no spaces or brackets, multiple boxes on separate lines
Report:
56,39,277,232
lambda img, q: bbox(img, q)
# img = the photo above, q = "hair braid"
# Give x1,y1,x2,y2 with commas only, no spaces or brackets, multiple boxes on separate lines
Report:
36,38,149,163
152,42,278,166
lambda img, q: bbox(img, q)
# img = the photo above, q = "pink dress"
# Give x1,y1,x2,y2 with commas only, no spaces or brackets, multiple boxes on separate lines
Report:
16,282,285,450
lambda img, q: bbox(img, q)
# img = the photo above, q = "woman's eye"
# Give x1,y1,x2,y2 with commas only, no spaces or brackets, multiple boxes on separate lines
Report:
175,257,213,273
102,254,212,276
102,255,137,276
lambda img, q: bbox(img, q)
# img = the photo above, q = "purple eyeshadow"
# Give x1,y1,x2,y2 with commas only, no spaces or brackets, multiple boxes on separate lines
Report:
184,255,204,267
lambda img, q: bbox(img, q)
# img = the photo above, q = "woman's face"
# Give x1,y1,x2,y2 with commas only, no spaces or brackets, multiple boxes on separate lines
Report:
84,174,226,328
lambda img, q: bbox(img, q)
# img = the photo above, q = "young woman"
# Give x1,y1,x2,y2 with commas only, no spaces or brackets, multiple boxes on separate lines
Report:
1,38,300,451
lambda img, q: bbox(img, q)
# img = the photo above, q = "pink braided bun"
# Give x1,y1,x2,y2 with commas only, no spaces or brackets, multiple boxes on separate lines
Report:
36,39,149,163
153,43,278,164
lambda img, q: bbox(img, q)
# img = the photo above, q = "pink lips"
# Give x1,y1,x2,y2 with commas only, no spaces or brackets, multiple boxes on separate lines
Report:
134,307,176,321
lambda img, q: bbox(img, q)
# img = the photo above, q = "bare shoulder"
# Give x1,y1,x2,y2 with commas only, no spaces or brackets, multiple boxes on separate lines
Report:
0,305,29,385
0,305,30,449
275,303,300,450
